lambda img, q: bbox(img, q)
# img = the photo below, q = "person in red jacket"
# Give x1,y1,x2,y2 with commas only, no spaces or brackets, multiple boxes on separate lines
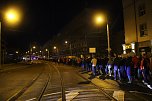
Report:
132,55,139,80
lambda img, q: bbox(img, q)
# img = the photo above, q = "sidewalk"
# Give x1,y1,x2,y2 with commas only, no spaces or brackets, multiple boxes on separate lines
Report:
79,70,152,91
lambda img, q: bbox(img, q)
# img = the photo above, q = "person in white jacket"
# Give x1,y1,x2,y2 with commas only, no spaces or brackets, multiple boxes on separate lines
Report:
91,56,97,76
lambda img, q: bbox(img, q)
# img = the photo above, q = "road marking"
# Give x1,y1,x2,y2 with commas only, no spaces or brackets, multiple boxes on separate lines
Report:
43,91,70,97
26,98,36,101
129,91,152,96
56,89,99,101
57,91,79,101
113,90,125,101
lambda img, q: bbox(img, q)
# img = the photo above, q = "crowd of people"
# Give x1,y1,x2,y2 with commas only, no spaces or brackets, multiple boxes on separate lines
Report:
54,53,152,89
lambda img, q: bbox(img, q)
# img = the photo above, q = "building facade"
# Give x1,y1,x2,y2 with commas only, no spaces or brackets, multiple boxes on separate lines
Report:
50,9,108,58
44,8,124,58
122,0,152,55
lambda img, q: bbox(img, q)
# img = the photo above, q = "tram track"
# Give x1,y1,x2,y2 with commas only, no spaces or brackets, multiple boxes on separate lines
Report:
5,62,66,101
6,66,45,101
43,63,118,101
35,62,66,101
5,62,150,101
5,63,49,101
26,63,118,101
78,71,151,101
99,77,151,101
76,71,117,101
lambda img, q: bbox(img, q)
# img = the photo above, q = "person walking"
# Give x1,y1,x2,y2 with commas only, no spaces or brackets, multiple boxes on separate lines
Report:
91,56,97,77
132,55,139,81
113,55,121,80
107,58,113,77
126,55,133,83
140,54,150,85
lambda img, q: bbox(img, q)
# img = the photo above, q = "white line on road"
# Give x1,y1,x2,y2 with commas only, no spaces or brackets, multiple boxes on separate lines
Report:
113,90,125,101
57,91,79,101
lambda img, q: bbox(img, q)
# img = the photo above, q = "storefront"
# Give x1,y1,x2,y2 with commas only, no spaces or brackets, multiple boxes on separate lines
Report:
122,40,152,55
139,40,152,55
122,42,135,54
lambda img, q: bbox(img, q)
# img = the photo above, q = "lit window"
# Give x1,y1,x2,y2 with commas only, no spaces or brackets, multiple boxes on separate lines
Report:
139,23,148,37
138,4,146,16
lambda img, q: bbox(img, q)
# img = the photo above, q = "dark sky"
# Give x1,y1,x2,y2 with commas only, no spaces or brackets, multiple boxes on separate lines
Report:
0,0,124,52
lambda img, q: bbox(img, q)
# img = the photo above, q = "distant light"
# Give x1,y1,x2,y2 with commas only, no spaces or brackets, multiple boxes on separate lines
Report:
46,49,48,51
40,51,42,53
54,46,57,49
65,41,68,44
16,51,18,54
131,42,135,50
33,46,36,49
122,44,126,54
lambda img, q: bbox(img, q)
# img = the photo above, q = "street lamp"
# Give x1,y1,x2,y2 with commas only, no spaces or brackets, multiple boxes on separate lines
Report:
33,46,36,49
45,49,49,59
16,51,19,54
31,46,36,53
4,8,21,25
94,13,111,59
54,46,59,56
0,7,21,68
30,46,36,60
65,41,72,56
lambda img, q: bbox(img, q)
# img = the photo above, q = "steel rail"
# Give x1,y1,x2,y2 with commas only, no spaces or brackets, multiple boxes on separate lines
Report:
6,68,45,101
76,72,118,101
78,71,150,101
50,63,66,101
36,74,51,101
36,63,52,101
36,62,66,101
95,76,149,101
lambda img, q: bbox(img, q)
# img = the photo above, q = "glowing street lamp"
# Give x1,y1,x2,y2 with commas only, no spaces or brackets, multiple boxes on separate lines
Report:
4,7,21,25
0,7,21,68
45,49,49,59
94,14,105,25
33,46,36,49
53,46,57,50
65,41,72,56
54,46,59,55
94,13,111,59
30,46,36,60
65,41,68,44
16,51,19,54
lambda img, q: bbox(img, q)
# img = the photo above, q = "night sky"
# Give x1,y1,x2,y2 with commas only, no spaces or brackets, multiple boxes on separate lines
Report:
0,0,124,52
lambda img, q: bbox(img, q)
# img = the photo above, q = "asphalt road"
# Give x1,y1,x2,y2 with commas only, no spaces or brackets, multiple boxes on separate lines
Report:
0,61,152,101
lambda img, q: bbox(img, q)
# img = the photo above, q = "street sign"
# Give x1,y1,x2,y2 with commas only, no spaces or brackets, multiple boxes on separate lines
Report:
89,48,96,53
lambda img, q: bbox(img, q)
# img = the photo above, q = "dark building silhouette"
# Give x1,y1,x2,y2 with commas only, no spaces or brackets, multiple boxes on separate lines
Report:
44,8,124,58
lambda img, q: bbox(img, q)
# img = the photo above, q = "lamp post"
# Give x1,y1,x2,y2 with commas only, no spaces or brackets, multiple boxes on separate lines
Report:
0,7,21,69
54,46,59,58
65,41,72,56
0,22,1,68
30,46,36,61
45,49,49,60
94,14,111,59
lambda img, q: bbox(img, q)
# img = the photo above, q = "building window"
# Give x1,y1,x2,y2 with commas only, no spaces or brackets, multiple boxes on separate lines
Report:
138,4,146,16
139,23,148,37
